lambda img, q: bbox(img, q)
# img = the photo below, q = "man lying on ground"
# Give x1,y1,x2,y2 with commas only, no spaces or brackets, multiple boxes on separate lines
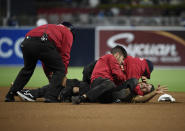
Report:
17,45,127,102
17,46,167,103
71,45,155,104
16,77,167,103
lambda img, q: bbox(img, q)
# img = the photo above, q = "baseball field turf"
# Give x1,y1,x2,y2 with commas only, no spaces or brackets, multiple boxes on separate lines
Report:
0,66,185,131
0,66,185,92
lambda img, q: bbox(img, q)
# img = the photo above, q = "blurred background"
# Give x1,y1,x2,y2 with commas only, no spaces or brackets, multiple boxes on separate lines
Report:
0,0,185,91
0,0,185,27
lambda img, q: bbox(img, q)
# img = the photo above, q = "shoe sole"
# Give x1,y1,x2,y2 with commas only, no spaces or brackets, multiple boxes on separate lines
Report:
17,91,35,102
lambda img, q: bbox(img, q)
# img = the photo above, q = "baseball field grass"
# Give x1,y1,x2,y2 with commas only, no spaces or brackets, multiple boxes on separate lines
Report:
0,66,185,92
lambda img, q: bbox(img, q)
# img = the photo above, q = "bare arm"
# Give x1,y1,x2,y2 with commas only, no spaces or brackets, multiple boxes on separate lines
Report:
132,91,156,103
109,55,126,82
132,85,168,103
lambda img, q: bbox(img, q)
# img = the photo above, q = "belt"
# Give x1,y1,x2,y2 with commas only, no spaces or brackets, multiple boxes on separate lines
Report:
25,36,54,43
25,36,56,47
25,36,43,41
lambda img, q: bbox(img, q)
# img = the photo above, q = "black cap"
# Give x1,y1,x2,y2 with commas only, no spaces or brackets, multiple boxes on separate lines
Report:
143,59,154,79
61,21,75,38
62,21,74,30
146,59,154,74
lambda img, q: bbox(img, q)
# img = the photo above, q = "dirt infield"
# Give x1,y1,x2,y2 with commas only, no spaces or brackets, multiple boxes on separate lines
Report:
0,87,185,131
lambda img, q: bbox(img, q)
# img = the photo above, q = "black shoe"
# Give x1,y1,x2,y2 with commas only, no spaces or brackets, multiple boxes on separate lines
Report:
59,91,72,102
59,86,73,102
72,96,82,104
60,93,71,102
17,90,36,102
44,98,59,103
5,91,15,102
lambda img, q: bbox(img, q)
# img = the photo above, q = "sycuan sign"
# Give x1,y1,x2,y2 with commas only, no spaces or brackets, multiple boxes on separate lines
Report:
96,26,185,68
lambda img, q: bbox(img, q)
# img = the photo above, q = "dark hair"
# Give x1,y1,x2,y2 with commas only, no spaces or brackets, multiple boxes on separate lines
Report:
144,84,155,95
111,45,127,58
61,21,75,38
143,59,154,79
150,84,155,92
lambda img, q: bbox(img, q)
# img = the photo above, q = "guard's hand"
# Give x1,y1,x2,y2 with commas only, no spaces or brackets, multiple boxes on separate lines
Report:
120,64,124,71
61,76,67,87
141,76,147,83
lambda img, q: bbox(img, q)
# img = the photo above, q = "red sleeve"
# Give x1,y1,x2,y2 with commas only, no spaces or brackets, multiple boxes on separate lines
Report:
57,29,73,74
134,85,144,96
108,55,126,82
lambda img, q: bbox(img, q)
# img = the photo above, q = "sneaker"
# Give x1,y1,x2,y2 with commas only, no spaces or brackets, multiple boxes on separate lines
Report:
59,93,71,102
17,90,36,102
114,99,121,103
72,96,81,104
59,90,72,102
5,91,15,102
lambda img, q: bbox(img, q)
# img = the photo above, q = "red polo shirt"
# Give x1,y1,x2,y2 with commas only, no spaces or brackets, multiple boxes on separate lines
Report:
91,54,126,86
123,56,150,96
123,56,150,80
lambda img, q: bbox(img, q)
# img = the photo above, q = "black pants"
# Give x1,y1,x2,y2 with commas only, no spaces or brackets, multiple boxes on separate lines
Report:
116,78,138,92
30,78,138,102
86,77,117,103
86,78,138,103
30,85,50,98
82,61,97,84
29,79,90,100
64,79,90,96
9,37,65,99
112,78,138,102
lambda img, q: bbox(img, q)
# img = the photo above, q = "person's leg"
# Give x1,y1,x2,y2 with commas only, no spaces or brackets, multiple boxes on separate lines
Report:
5,39,38,102
82,61,97,84
59,80,90,102
126,78,138,92
112,78,138,103
59,79,80,102
72,77,116,104
86,78,116,102
30,85,50,98
78,82,90,95
112,88,134,103
17,84,50,101
97,91,114,103
39,40,66,102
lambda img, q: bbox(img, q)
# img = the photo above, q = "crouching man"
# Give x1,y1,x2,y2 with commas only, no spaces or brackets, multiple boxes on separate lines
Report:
72,45,127,104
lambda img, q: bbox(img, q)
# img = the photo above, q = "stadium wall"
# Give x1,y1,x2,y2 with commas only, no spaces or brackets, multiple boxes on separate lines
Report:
1,26,185,67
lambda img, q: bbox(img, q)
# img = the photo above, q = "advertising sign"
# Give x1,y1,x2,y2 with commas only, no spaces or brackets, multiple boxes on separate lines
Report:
0,27,95,66
96,26,185,67
0,28,30,65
